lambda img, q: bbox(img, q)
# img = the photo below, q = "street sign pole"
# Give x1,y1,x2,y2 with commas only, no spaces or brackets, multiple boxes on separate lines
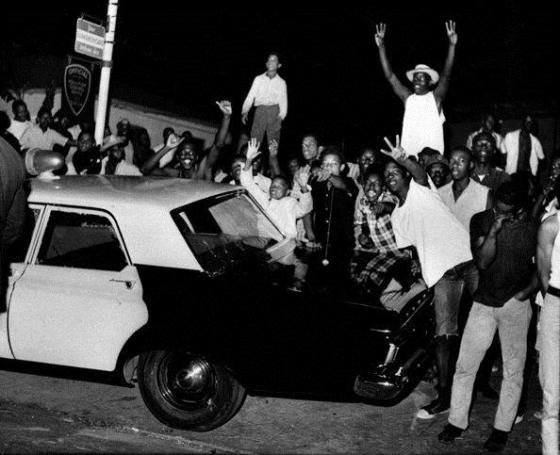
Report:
94,0,119,147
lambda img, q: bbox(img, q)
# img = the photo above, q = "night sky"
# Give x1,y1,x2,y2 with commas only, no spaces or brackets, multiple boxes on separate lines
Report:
1,1,557,159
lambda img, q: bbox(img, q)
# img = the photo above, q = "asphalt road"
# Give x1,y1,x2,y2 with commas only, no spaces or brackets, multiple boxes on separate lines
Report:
0,359,544,454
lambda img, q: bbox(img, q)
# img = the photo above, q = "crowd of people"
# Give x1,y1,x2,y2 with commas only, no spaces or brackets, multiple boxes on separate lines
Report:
0,20,558,455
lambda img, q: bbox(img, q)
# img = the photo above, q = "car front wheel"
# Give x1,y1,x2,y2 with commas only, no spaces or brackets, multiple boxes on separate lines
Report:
137,350,246,431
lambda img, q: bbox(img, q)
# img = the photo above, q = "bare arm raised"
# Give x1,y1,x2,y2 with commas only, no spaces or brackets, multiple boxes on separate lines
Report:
374,23,411,103
380,135,429,187
433,20,458,105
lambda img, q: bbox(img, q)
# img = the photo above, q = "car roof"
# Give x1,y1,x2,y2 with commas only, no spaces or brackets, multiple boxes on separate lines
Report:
28,175,241,210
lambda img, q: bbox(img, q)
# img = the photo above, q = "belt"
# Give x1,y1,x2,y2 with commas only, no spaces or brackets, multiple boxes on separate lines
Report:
548,286,560,298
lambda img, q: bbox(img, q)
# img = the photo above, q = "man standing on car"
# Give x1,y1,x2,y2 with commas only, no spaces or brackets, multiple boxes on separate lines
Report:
0,136,26,311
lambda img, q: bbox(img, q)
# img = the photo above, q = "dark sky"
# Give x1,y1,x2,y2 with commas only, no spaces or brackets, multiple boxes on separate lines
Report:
1,1,557,157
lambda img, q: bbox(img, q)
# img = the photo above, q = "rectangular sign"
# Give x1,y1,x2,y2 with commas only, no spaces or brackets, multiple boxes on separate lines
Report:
74,18,105,60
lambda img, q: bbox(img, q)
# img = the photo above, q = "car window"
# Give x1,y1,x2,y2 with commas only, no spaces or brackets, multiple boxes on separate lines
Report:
36,210,127,271
172,191,283,274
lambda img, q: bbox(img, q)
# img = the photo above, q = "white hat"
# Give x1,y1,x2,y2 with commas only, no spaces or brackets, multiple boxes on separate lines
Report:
406,64,439,85
101,134,126,152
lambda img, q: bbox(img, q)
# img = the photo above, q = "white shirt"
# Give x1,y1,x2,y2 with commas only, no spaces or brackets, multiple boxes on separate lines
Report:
20,125,68,151
242,73,288,120
401,91,445,157
240,169,311,238
466,128,503,150
438,179,489,232
500,129,544,176
549,213,560,289
7,119,32,142
100,157,143,176
391,180,472,287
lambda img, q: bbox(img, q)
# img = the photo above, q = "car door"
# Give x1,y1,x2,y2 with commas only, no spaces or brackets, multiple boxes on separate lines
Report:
7,206,148,371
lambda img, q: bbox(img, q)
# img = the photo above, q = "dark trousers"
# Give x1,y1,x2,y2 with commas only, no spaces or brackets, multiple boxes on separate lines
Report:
250,105,282,145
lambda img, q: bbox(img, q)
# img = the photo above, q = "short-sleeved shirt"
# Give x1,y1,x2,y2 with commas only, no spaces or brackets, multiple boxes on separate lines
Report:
470,209,537,307
470,167,509,197
391,179,472,287
438,179,489,232
20,126,68,151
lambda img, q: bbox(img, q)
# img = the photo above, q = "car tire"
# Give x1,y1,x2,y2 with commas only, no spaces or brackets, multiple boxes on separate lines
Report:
137,350,246,432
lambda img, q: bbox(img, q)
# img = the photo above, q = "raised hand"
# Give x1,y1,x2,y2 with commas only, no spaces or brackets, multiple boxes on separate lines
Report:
165,133,181,148
380,135,407,162
445,20,457,45
215,100,232,116
374,23,386,47
312,166,331,182
268,139,279,157
246,138,261,164
295,167,310,190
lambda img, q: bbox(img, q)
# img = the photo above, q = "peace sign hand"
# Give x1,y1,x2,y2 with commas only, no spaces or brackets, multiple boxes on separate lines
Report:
445,20,457,45
380,135,407,162
374,23,386,47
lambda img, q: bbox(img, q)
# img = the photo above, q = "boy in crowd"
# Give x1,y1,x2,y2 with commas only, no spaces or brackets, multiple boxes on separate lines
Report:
142,101,232,180
99,135,143,176
350,166,421,302
310,147,359,276
241,52,287,146
241,139,312,240
374,21,457,157
380,136,472,419
501,114,544,176
20,107,77,153
439,181,538,452
421,150,450,189
7,99,32,144
471,132,510,196
437,145,499,399
466,113,503,151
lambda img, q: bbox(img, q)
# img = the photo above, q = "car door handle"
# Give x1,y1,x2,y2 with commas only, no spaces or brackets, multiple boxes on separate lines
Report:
109,279,134,289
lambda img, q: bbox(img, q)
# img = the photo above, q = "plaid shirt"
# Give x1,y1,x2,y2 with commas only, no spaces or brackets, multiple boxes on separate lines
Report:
352,191,420,288
354,191,400,254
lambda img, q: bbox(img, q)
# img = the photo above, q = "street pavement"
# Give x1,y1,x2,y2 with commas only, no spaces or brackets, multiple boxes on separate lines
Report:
0,359,543,454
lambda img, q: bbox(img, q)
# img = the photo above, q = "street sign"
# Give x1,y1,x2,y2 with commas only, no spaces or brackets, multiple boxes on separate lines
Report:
74,18,105,60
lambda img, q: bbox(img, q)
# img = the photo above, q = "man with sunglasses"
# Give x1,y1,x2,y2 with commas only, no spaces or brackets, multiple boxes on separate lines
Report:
439,180,539,452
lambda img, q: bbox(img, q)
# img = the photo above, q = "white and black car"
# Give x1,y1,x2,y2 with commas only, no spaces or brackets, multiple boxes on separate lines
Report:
0,175,435,432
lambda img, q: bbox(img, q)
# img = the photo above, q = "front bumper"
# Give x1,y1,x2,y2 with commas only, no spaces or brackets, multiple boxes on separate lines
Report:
353,347,430,401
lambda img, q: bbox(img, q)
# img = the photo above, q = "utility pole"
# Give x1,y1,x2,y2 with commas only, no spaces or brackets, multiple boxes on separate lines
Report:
94,0,119,146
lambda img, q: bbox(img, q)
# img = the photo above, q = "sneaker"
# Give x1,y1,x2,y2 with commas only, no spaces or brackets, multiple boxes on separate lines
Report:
438,423,464,443
483,428,508,452
514,414,524,425
416,397,450,420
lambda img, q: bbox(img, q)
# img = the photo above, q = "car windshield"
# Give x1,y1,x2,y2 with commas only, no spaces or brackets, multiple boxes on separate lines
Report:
172,190,284,274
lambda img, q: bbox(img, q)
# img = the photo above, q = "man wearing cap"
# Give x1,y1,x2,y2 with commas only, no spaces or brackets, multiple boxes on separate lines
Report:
99,135,142,176
374,21,458,158
419,148,450,188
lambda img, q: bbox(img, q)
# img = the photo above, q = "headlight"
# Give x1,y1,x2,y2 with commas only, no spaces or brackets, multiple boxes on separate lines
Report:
25,148,64,179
